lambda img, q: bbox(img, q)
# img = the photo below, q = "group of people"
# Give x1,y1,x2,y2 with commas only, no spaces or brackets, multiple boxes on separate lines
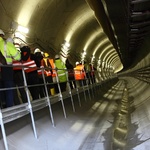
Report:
0,29,96,109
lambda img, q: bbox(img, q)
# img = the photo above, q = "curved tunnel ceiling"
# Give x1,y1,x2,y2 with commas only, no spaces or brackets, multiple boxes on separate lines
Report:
0,0,123,73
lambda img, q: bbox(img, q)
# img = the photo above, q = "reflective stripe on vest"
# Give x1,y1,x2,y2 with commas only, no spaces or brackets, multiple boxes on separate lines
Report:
13,61,23,70
23,60,37,73
46,70,51,76
49,59,56,77
37,69,50,76
57,72,66,77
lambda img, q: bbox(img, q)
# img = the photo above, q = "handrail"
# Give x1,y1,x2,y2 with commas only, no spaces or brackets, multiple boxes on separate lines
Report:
0,64,114,150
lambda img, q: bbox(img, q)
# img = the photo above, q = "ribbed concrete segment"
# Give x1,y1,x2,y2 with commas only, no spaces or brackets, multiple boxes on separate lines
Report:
0,78,150,150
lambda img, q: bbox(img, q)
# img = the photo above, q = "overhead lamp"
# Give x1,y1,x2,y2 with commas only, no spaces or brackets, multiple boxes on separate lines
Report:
17,25,29,34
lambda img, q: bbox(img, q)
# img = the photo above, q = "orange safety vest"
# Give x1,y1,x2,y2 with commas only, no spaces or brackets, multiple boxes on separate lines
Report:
44,58,57,77
12,60,23,70
49,59,57,77
22,57,37,73
37,59,48,76
74,64,85,80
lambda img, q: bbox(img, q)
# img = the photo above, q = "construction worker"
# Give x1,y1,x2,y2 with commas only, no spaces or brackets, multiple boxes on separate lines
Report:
34,48,46,98
74,61,86,87
42,52,55,95
89,63,96,84
54,54,68,93
45,53,57,83
0,29,21,107
65,58,76,89
0,42,7,108
6,37,27,104
84,61,91,84
20,46,40,100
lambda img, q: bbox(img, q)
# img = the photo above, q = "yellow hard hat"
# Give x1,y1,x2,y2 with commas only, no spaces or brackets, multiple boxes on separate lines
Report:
44,52,49,57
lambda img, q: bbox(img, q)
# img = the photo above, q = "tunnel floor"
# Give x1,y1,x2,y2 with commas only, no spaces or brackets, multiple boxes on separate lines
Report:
0,78,150,150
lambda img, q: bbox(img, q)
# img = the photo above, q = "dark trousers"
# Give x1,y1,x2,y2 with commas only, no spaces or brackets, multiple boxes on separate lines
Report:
0,80,14,107
55,82,67,93
46,76,53,95
27,71,40,100
39,77,46,98
14,70,27,104
1,66,14,108
0,79,5,108
69,78,76,89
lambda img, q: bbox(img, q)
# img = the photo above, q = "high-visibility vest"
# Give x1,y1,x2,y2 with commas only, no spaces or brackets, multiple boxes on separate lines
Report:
0,37,21,65
55,59,67,82
49,59,57,77
74,65,85,80
37,67,47,76
22,57,37,73
40,58,52,77
12,60,23,70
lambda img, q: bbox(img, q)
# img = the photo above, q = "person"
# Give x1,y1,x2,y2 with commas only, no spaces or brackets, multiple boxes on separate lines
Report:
89,63,96,84
65,58,76,89
42,52,54,95
7,37,28,104
54,54,68,93
0,29,21,107
0,48,7,108
74,61,86,87
20,46,40,100
84,61,91,84
34,48,46,98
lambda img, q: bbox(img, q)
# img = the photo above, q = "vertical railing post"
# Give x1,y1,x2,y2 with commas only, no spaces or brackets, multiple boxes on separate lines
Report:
66,69,75,112
81,72,87,102
55,69,67,118
0,109,9,150
90,73,95,98
22,67,38,139
41,67,55,127
85,73,91,100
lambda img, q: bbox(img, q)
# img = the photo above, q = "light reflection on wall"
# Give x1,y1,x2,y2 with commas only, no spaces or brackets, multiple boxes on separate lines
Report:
17,0,41,26
65,8,94,43
83,29,103,51
93,38,109,56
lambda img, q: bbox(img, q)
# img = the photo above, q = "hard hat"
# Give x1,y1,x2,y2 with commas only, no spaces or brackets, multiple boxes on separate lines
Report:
44,52,49,57
0,29,5,35
76,62,79,65
7,37,14,43
34,48,41,54
55,54,60,59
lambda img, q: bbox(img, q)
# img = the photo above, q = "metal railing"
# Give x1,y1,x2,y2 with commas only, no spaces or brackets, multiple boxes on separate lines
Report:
0,64,104,150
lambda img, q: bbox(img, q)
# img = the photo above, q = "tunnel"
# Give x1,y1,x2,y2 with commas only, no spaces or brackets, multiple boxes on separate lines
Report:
0,0,150,150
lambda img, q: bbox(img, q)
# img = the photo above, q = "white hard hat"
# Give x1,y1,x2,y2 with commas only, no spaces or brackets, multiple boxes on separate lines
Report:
34,48,41,54
7,37,14,43
55,54,60,59
0,29,5,35
76,62,79,65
